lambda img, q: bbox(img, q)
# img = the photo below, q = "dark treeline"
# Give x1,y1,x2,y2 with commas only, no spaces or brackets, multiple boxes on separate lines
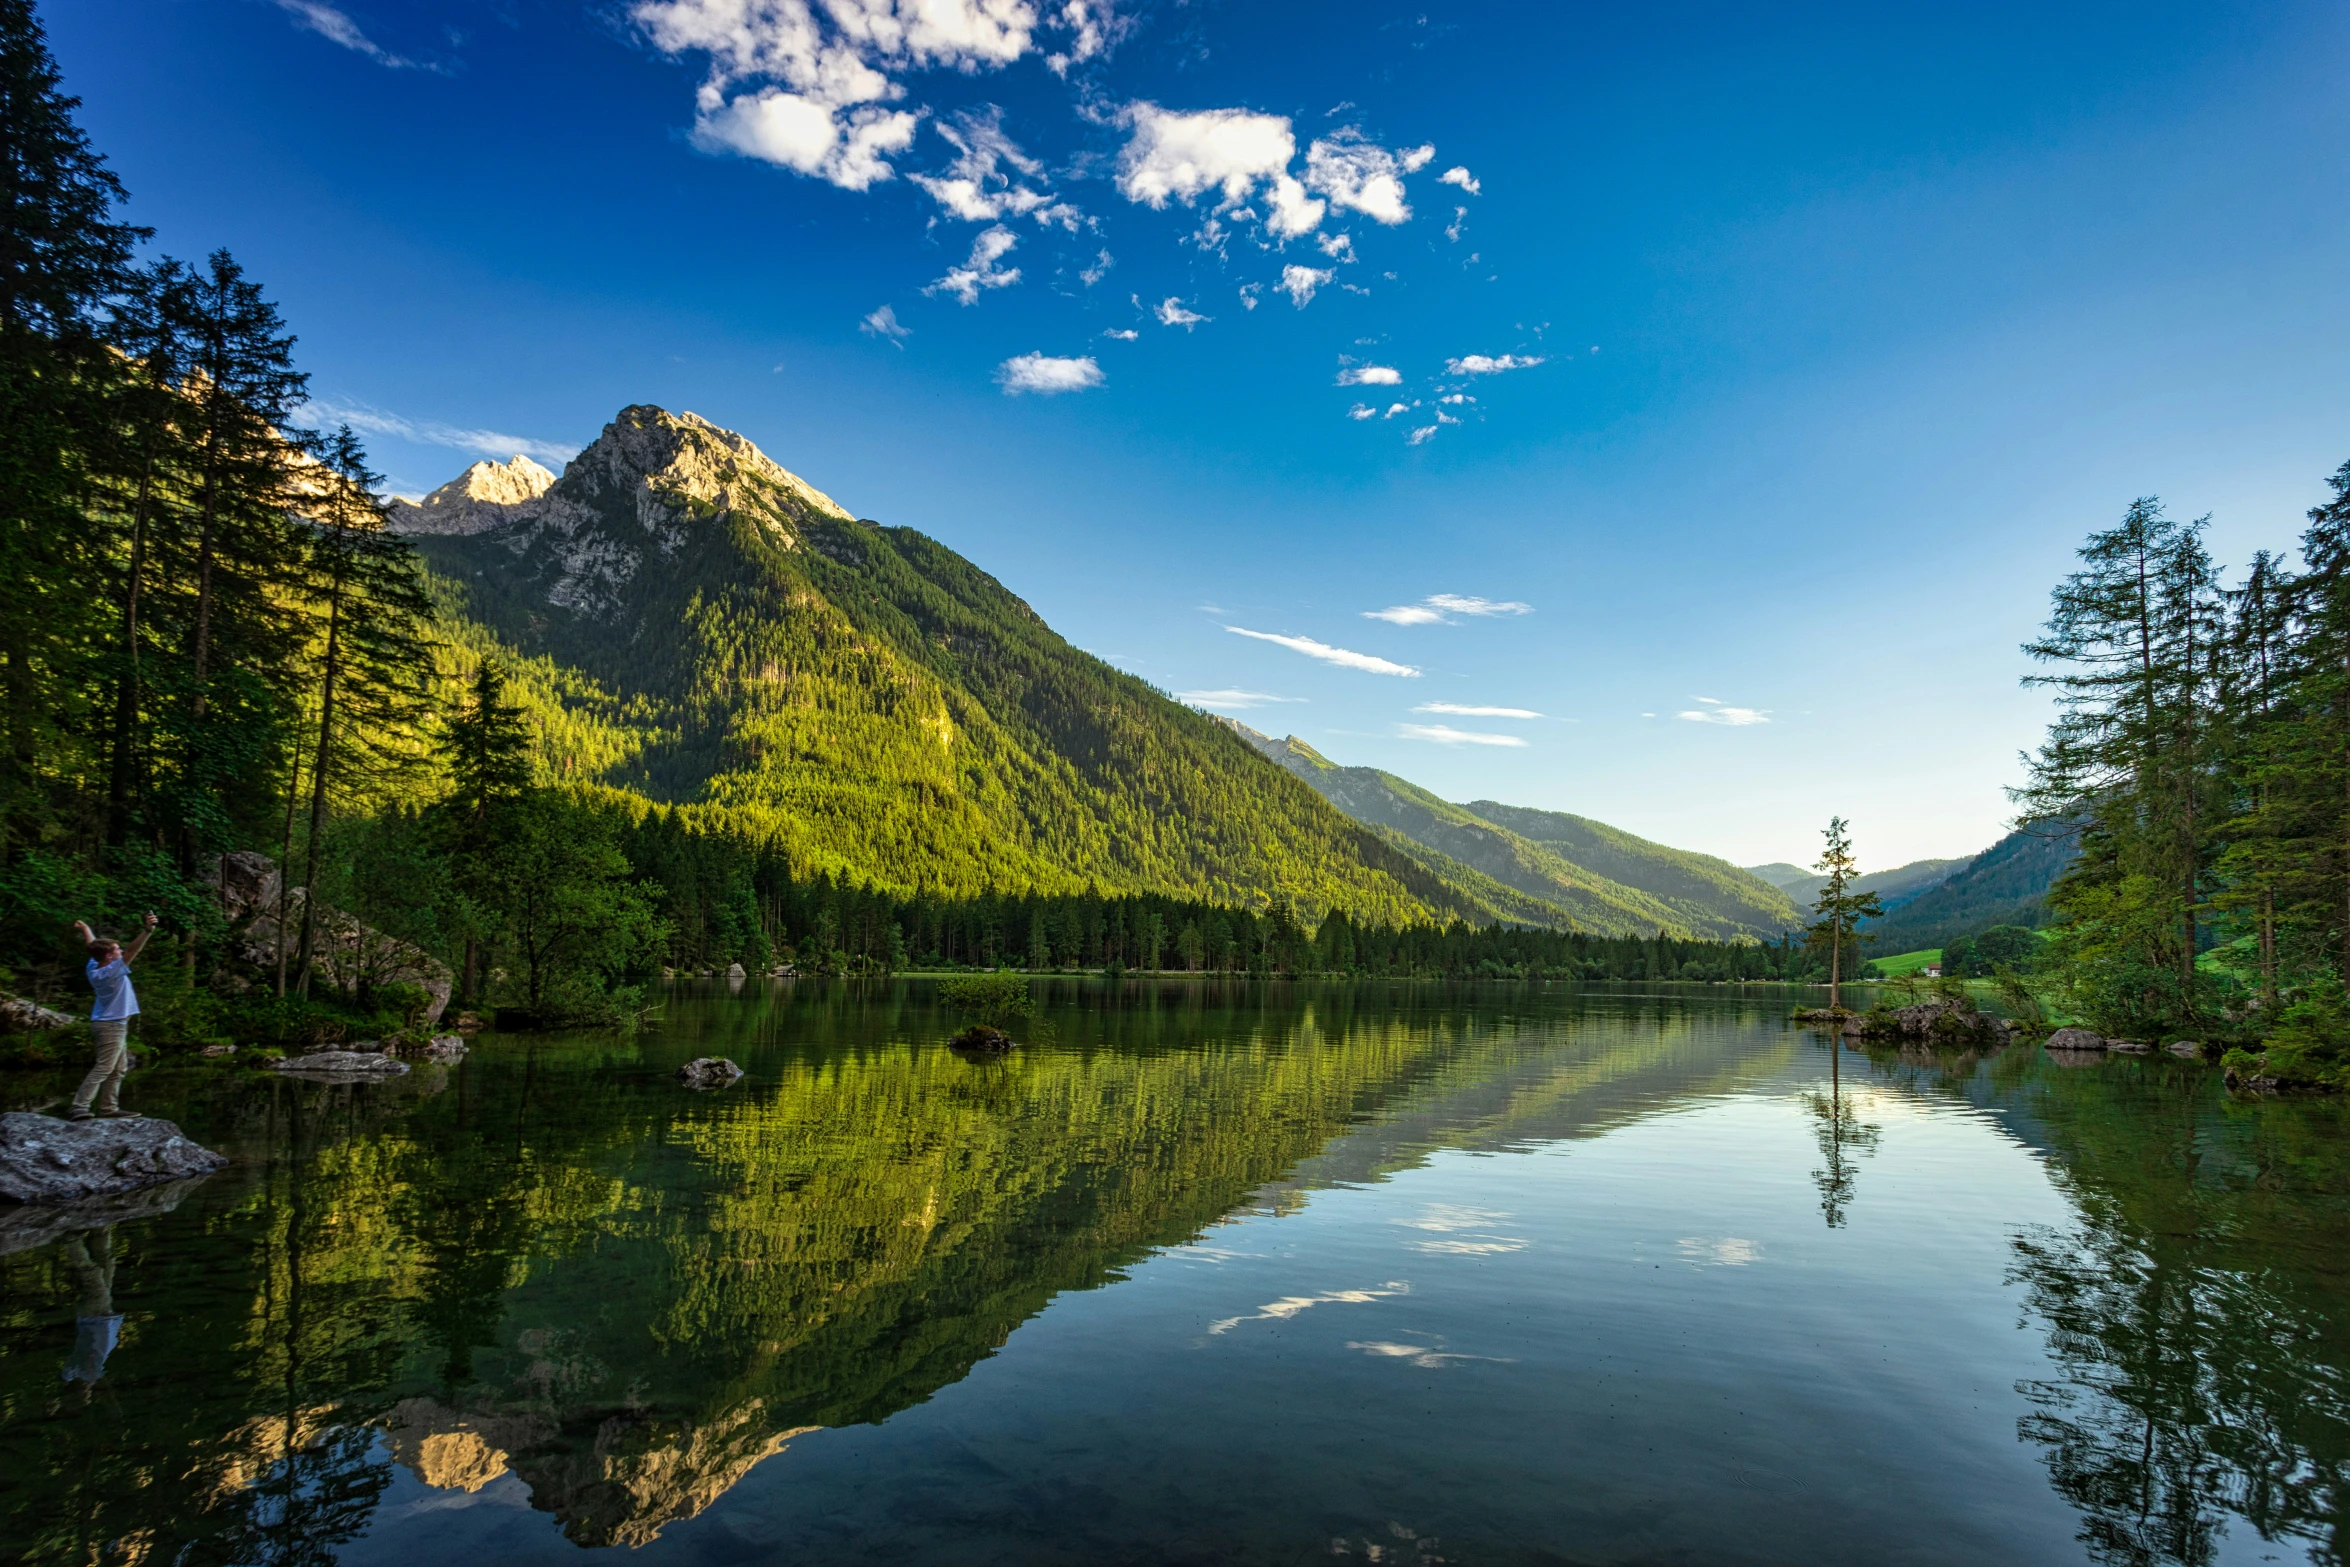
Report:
2018,474,2350,1086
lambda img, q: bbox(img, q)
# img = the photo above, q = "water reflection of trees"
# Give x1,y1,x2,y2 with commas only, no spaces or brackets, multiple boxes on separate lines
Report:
6,983,1708,1560
1802,1046,1881,1228
1988,1059,2350,1565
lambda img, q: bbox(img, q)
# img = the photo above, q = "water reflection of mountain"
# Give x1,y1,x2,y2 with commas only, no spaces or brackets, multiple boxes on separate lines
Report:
0,982,1768,1560
1855,1040,2350,1566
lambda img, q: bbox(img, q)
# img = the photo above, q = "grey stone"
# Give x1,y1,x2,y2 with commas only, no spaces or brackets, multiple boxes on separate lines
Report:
0,995,75,1032
270,1051,411,1078
676,1057,744,1089
0,1175,213,1255
0,1113,227,1205
2045,1028,2105,1052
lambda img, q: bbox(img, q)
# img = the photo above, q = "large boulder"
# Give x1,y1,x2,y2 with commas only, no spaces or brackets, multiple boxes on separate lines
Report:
206,851,453,1026
676,1057,744,1089
0,1113,227,1204
2045,1027,2105,1052
0,996,75,1033
270,1051,411,1078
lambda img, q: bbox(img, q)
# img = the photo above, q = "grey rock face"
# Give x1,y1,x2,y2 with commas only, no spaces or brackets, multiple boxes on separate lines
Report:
0,1113,227,1204
271,1051,411,1078
2045,1027,2105,1051
676,1057,744,1089
0,995,75,1032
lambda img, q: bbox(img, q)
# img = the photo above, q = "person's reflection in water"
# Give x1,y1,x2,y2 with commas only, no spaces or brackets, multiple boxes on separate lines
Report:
59,1226,122,1391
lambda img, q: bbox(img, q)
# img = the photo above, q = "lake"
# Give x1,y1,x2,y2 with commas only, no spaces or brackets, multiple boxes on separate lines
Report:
3,980,2346,1565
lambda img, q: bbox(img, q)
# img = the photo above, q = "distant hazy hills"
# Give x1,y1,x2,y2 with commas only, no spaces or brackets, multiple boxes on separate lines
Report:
1221,725,1802,939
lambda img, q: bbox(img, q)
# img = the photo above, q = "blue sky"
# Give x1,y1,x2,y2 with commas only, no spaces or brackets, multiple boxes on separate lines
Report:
51,0,2350,870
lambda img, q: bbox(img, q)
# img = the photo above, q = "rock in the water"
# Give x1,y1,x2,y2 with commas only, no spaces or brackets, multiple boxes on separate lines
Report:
0,995,75,1032
2045,1027,2105,1052
271,1051,410,1078
949,1024,1016,1052
0,1113,227,1204
676,1057,744,1089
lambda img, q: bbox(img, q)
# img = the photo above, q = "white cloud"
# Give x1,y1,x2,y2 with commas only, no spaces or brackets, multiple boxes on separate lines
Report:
1439,165,1480,196
911,106,1058,222
859,303,910,344
1178,688,1305,710
996,351,1103,394
1303,130,1433,225
1347,403,1377,420
1156,296,1207,328
1335,364,1401,386
1399,723,1527,748
1100,327,1138,341
638,0,1077,191
305,400,576,466
1445,353,1546,375
274,0,428,68
1677,697,1770,726
926,225,1021,303
1279,265,1333,307
1415,702,1539,718
1225,626,1419,677
1115,102,1308,218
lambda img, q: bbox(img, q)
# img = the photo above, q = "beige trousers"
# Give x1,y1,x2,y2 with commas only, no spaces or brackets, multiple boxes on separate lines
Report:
72,1019,130,1114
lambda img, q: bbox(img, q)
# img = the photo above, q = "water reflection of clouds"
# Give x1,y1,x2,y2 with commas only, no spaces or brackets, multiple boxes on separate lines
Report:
1347,1337,1515,1370
1208,1282,1409,1335
1676,1236,1760,1267
1396,1204,1525,1255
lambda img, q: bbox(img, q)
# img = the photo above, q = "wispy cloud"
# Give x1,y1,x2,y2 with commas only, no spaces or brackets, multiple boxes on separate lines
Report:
1364,593,1532,625
859,304,910,345
305,400,576,466
996,352,1103,395
1336,364,1401,386
1178,688,1305,710
1399,723,1527,747
926,226,1021,305
1226,626,1419,677
1677,697,1770,726
1415,702,1539,718
1445,352,1546,375
275,0,434,70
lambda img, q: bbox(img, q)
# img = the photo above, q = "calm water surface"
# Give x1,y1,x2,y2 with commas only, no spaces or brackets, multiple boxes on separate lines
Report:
2,981,2346,1565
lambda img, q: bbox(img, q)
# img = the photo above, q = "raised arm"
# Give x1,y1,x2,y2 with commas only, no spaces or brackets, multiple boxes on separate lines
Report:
122,912,158,963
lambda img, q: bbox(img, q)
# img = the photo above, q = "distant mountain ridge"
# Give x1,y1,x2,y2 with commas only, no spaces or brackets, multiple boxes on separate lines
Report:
1220,724,1801,939
394,405,1556,924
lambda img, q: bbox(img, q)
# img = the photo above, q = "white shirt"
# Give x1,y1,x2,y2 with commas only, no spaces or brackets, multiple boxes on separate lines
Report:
87,957,139,1021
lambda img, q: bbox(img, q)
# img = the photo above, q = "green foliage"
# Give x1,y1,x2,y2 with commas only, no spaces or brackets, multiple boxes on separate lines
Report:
939,972,1033,1028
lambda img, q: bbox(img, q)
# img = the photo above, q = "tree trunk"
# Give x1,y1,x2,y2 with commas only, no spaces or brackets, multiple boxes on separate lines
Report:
292,591,342,997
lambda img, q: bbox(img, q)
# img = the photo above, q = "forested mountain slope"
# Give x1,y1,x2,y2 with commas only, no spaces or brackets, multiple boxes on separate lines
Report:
1858,825,2079,951
398,406,1495,923
1223,727,1799,939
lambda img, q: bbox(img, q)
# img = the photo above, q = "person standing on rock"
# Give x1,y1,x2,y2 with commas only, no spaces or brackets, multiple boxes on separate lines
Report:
66,913,157,1121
